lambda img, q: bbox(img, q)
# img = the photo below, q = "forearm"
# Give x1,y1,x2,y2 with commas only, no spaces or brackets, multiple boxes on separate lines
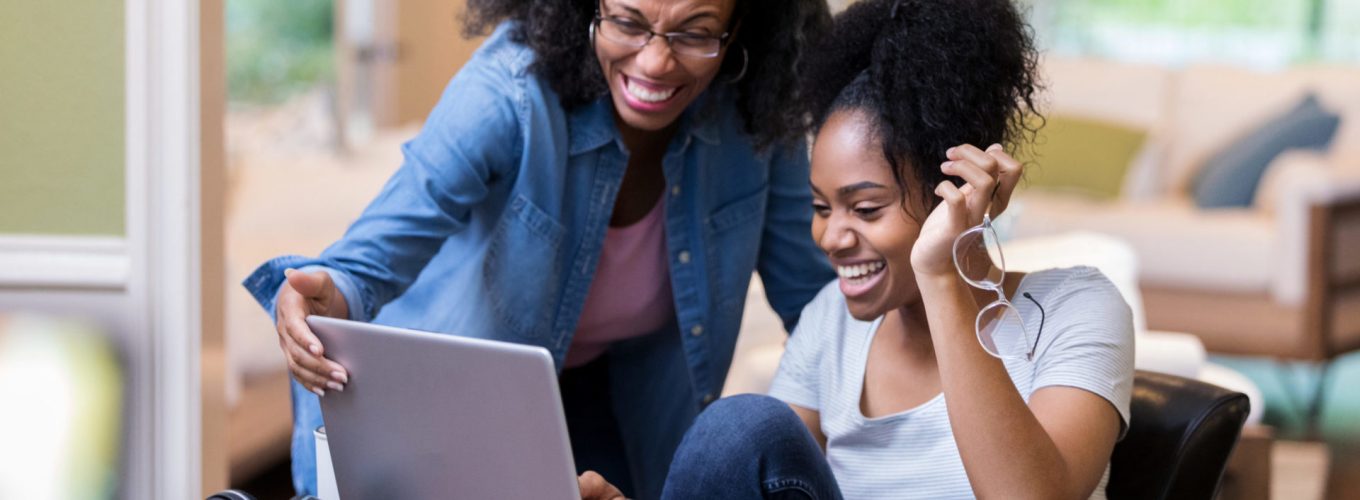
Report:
917,273,1077,500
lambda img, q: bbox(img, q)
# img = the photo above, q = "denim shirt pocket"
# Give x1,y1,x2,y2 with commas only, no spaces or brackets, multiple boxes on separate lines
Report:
483,194,567,341
705,186,768,309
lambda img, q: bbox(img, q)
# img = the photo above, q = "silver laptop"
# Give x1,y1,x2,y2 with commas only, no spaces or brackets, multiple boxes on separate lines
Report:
307,315,581,500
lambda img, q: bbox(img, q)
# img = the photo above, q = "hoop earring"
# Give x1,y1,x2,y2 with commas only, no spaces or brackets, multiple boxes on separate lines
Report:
589,22,596,46
726,46,748,84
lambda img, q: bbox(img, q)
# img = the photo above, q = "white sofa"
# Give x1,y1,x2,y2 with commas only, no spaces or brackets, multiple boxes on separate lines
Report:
1005,56,1360,361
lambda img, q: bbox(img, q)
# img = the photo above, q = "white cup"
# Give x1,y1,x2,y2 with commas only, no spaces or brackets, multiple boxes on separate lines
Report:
315,426,339,500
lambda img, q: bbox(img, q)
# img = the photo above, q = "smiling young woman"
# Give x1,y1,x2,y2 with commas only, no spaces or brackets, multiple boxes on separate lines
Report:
243,0,834,498
634,1,1138,499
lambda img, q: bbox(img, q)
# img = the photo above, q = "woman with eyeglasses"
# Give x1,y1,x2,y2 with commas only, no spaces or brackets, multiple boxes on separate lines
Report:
577,0,1135,498
243,0,834,497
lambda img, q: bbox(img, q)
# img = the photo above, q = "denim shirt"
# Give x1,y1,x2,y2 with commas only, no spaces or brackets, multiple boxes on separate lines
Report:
243,23,833,498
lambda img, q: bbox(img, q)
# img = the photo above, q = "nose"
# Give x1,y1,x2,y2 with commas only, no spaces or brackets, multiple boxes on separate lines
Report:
817,213,858,256
634,35,678,77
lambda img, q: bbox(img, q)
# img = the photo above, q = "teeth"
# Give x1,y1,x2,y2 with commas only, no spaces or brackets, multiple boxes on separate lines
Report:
837,261,884,280
626,78,676,103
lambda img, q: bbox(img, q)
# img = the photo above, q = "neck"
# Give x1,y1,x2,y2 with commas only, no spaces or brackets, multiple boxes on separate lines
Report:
880,298,936,361
615,115,680,159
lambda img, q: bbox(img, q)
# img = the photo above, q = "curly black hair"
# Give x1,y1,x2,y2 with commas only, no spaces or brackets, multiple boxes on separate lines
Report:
803,0,1041,210
463,0,831,150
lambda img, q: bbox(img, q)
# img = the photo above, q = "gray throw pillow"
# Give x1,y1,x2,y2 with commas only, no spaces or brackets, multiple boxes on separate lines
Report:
1191,93,1340,208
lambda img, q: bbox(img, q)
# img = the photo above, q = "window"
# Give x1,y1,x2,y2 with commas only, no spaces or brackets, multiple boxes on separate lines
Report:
1025,0,1359,69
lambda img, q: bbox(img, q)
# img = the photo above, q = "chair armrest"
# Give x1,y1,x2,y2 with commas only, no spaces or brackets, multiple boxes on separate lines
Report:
1262,152,1360,306
1108,371,1250,500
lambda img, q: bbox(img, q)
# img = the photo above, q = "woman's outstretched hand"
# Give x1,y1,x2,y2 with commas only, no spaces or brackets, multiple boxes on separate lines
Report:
578,471,627,500
275,268,351,396
910,144,1024,278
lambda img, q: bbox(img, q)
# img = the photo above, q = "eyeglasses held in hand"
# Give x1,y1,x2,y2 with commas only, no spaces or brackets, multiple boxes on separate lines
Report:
951,213,1044,361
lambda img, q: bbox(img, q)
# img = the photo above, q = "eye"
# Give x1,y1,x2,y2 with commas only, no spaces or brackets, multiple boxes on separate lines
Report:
853,205,885,218
811,202,831,217
671,33,712,48
610,17,649,35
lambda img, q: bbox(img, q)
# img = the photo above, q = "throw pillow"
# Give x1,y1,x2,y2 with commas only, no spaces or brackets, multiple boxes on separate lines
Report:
1018,114,1148,200
1191,93,1341,208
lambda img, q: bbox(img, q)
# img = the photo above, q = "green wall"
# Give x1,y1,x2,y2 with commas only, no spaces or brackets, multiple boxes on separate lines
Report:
0,0,125,236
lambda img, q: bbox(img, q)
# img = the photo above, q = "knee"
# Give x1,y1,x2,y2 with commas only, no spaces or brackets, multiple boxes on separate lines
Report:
700,394,792,424
688,395,803,449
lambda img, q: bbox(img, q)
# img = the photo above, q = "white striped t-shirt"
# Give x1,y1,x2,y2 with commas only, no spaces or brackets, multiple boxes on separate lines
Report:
768,266,1135,500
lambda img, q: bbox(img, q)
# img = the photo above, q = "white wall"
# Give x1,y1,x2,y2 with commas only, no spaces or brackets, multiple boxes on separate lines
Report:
0,1,206,498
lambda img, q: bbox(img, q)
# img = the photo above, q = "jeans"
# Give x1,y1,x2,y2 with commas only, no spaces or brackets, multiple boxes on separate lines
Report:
663,395,843,500
289,379,321,496
561,354,636,498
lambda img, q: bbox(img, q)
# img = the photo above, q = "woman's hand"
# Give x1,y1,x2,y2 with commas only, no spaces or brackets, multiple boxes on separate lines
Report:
578,471,626,500
275,268,351,396
910,144,1023,278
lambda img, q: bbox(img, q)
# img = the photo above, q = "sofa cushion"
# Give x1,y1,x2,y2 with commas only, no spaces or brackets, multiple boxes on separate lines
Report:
1009,195,1275,295
1190,93,1340,208
1021,114,1147,199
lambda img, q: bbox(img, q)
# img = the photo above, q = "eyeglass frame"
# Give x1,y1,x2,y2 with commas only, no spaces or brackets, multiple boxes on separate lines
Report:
590,12,733,59
950,212,1044,361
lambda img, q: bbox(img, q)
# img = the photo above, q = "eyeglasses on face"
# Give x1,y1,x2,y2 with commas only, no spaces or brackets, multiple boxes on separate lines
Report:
591,13,731,58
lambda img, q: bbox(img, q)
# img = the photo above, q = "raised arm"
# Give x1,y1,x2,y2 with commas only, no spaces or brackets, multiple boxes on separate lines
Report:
912,145,1130,499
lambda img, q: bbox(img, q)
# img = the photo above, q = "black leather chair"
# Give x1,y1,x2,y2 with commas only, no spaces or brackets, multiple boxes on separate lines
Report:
1107,370,1251,499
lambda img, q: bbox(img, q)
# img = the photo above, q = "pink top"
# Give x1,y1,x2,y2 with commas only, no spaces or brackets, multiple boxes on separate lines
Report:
565,196,675,368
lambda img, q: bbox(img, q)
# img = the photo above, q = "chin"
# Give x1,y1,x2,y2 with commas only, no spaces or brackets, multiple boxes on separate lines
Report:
845,300,885,322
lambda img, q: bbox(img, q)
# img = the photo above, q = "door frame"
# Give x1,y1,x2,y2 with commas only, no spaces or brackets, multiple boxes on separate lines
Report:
127,0,205,497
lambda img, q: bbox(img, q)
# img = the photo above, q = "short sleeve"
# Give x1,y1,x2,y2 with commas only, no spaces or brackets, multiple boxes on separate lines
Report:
1030,268,1136,439
768,281,839,410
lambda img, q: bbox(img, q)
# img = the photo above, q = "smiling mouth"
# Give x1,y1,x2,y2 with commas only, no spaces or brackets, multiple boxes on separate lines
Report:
837,260,886,285
623,75,679,104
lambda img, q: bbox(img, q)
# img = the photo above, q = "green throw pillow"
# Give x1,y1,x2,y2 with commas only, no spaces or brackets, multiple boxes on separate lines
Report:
1018,114,1148,199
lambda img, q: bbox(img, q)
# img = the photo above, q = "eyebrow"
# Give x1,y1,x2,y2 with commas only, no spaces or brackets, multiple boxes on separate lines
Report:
607,3,722,28
808,181,890,197
837,181,889,196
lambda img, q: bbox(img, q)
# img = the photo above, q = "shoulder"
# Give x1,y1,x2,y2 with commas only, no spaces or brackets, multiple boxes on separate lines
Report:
471,22,536,77
1021,266,1135,351
806,279,848,319
1022,266,1129,312
787,280,855,345
448,21,557,107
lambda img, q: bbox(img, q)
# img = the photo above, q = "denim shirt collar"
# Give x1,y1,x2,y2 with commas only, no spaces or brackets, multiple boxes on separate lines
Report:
567,88,724,155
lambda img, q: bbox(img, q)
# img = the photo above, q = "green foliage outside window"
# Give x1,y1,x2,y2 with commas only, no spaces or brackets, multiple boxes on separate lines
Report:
227,0,334,105
1025,0,1357,66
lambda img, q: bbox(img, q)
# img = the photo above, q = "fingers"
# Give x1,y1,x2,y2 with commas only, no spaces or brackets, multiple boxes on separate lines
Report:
578,471,625,500
946,144,1001,180
986,143,1024,217
275,273,350,395
277,282,327,357
933,180,969,229
943,145,999,224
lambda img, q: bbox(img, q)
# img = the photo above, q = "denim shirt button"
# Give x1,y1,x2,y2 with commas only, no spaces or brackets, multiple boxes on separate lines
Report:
678,251,691,264
701,393,716,406
689,324,704,337
670,185,681,197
